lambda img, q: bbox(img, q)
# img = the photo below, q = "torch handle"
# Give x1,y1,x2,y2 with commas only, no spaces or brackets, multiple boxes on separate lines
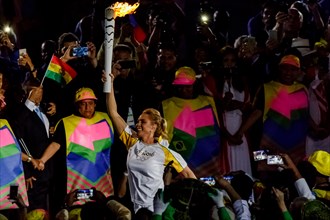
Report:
103,7,115,93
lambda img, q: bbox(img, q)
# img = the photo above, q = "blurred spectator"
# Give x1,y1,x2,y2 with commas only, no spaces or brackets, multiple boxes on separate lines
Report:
56,32,103,117
161,66,223,176
247,0,284,49
307,150,330,207
232,54,309,176
11,78,53,213
290,0,328,48
143,42,180,110
216,46,253,176
0,29,24,84
0,91,29,220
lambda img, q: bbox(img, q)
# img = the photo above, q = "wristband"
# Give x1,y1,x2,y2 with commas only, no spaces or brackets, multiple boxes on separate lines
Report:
30,67,37,72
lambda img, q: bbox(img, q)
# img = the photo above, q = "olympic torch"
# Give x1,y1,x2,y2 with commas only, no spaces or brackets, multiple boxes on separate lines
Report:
103,2,139,93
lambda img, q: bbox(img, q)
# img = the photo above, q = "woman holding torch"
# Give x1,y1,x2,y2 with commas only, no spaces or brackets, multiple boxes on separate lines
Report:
105,63,196,219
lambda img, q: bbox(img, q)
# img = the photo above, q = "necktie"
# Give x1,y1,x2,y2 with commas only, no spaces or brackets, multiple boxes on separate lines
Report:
35,107,44,123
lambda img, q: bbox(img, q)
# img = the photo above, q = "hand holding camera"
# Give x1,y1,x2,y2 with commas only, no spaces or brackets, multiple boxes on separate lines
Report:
0,32,15,51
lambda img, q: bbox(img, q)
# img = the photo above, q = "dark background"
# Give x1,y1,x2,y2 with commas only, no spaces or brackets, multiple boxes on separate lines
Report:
0,0,265,64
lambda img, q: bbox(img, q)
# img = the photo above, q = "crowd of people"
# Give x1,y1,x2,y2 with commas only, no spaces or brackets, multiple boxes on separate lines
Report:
1,0,330,219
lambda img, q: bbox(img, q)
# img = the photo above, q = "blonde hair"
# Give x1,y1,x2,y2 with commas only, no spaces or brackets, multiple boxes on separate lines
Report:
142,108,168,140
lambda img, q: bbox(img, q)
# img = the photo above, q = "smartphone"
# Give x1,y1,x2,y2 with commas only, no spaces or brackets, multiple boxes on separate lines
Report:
199,176,216,186
267,155,284,165
9,184,18,201
199,61,213,70
72,47,88,57
19,48,27,58
117,59,136,69
76,189,94,199
253,150,269,161
269,30,278,42
223,175,234,183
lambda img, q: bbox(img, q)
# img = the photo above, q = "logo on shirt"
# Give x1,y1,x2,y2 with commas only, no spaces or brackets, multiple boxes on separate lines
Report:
135,148,155,161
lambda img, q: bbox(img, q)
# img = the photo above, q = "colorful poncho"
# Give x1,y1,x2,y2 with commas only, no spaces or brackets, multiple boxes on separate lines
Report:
61,112,114,198
0,119,28,209
162,95,221,177
261,81,308,163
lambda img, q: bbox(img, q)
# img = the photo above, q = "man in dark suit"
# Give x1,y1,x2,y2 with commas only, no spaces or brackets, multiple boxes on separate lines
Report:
11,78,52,212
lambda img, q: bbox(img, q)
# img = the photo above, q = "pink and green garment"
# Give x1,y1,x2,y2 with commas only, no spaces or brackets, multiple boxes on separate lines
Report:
0,119,28,210
261,81,308,159
162,95,221,178
61,112,114,198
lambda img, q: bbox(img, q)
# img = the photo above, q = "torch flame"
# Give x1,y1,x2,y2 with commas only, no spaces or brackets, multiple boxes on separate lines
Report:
111,2,140,19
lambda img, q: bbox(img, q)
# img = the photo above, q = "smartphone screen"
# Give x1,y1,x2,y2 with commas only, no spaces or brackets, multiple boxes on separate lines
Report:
267,155,284,165
76,189,94,199
223,175,234,183
72,47,88,57
253,150,268,161
19,48,27,58
199,176,216,186
9,184,18,201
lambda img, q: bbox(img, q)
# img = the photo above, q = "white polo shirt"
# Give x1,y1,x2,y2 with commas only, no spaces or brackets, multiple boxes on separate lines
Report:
120,126,187,213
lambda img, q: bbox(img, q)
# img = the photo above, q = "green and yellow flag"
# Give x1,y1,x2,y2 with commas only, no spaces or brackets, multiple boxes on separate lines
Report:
44,55,77,85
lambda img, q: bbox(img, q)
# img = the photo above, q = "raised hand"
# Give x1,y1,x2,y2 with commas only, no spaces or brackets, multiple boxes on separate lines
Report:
208,188,225,208
153,189,170,215
272,187,287,212
0,32,14,51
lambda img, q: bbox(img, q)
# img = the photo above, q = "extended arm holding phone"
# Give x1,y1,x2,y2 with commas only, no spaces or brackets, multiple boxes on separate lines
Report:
280,154,316,200
213,175,251,220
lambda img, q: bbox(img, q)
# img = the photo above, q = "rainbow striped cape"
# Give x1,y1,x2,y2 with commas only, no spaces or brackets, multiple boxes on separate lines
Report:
261,81,308,159
0,119,28,209
162,95,221,177
61,112,114,198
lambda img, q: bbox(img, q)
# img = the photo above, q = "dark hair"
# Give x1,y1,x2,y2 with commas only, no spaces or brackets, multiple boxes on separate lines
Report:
219,45,237,58
231,173,254,200
42,40,57,54
22,77,41,96
57,32,79,52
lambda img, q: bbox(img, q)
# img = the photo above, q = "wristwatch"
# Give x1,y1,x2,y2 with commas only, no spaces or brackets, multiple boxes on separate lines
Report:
27,156,32,163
